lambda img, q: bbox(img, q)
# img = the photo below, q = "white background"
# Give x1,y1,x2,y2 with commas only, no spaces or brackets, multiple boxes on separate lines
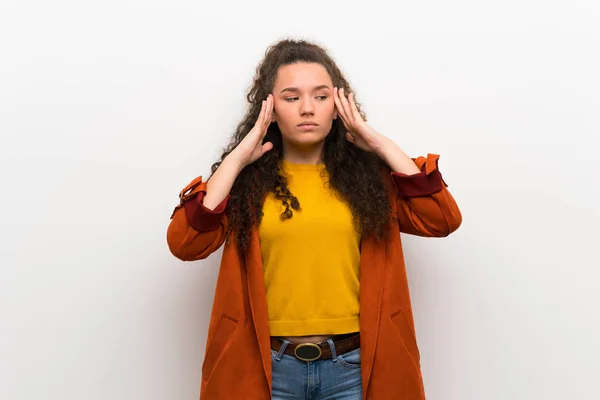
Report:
1,1,599,399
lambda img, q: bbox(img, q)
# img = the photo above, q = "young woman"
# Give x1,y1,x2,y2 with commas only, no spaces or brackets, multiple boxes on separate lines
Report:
167,39,462,400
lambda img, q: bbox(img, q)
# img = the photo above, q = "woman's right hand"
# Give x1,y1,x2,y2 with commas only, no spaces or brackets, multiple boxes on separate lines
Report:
229,94,275,168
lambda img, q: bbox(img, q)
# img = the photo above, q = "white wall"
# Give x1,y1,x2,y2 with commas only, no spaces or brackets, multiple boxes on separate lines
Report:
1,1,598,399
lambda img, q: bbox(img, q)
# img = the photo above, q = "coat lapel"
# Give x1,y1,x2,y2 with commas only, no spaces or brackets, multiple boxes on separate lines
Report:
244,226,273,394
359,233,387,398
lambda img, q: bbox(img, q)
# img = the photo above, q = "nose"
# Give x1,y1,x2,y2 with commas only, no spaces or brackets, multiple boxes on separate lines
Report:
299,98,315,116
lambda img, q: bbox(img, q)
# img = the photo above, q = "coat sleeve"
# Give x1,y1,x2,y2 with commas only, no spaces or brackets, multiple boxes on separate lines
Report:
166,176,230,261
390,153,462,237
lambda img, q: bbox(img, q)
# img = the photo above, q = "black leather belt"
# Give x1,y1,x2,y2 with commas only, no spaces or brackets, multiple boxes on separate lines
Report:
270,332,360,362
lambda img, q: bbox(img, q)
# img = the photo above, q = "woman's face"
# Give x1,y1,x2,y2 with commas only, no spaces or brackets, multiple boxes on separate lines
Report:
271,62,337,151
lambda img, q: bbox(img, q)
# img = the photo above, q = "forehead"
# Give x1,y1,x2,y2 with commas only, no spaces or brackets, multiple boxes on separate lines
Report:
273,62,332,90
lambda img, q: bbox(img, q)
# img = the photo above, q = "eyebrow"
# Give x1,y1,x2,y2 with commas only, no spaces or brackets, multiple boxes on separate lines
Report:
280,85,331,94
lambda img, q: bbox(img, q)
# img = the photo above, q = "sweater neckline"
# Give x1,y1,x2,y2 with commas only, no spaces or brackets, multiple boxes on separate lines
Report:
281,159,326,171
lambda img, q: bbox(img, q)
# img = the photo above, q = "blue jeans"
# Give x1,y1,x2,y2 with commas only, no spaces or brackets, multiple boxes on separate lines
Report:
270,338,362,399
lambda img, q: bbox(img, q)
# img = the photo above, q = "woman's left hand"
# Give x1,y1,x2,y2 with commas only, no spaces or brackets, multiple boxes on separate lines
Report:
333,87,387,153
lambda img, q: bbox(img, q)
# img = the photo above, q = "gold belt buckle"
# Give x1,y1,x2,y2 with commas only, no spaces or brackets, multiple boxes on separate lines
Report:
294,343,322,362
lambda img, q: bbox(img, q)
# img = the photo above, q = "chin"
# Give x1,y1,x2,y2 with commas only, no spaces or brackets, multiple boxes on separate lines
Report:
295,134,327,144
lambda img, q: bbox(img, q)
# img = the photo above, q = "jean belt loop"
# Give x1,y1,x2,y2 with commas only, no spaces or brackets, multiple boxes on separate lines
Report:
276,339,290,361
326,338,338,362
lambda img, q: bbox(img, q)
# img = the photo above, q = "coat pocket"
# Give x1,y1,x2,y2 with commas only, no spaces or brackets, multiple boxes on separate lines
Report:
390,309,421,365
201,314,238,380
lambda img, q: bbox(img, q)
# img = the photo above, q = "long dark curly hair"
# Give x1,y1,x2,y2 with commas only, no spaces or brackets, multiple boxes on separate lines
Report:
209,38,394,253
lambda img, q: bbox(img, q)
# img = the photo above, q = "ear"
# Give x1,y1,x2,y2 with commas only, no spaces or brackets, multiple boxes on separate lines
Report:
333,110,338,120
271,111,276,123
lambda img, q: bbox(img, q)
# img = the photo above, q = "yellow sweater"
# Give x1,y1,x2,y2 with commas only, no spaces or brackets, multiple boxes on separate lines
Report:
258,160,361,336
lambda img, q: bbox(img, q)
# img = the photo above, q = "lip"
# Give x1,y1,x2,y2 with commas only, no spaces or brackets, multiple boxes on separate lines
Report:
297,124,318,131
297,121,319,131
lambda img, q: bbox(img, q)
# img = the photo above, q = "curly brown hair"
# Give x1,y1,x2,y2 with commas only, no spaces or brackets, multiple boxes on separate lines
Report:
209,38,394,253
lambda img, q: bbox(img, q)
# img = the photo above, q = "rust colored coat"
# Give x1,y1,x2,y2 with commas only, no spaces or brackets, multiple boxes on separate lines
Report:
167,154,462,399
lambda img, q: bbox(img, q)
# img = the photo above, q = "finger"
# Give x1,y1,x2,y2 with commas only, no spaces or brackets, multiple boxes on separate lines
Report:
334,87,345,119
265,94,274,132
269,95,275,124
260,96,272,137
333,88,349,126
261,95,271,133
338,88,353,124
346,132,355,142
348,93,361,121
257,99,266,130
262,141,273,154
333,87,341,116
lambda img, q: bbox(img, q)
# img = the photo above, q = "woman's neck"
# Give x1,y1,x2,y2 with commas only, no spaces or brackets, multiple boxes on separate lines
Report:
282,142,325,165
